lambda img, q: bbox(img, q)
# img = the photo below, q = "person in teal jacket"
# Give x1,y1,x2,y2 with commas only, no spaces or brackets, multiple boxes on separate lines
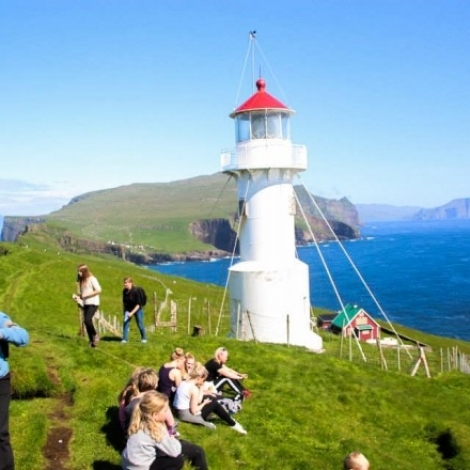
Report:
0,311,29,470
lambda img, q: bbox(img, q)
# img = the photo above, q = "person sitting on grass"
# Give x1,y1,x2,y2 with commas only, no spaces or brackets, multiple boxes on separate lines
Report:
124,368,178,438
118,367,143,431
122,390,208,470
173,362,247,435
204,347,251,401
343,451,370,470
182,352,196,380
157,347,186,402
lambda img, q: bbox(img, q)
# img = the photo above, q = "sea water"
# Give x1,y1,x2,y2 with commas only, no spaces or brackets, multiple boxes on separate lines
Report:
149,220,470,341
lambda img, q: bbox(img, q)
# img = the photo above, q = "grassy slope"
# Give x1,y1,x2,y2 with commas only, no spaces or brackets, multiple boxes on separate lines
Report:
3,233,470,469
46,173,238,253
39,173,357,254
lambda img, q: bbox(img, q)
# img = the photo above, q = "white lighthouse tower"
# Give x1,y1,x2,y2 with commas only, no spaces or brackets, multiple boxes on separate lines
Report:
221,78,323,351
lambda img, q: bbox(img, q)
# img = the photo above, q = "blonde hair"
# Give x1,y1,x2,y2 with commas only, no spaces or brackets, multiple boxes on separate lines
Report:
171,347,185,361
127,391,168,442
137,368,158,392
214,347,227,362
118,367,143,406
189,362,208,380
343,452,370,470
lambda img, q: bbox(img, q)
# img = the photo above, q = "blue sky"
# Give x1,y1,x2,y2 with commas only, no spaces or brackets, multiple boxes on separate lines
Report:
1,0,469,215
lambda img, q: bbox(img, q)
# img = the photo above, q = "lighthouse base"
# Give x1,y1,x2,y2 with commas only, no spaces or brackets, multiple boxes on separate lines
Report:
228,260,323,351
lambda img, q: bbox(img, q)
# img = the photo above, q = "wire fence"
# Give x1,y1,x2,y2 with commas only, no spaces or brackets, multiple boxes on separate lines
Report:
83,302,470,378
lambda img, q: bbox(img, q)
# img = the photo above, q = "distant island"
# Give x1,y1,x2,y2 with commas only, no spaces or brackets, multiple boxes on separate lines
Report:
356,198,470,223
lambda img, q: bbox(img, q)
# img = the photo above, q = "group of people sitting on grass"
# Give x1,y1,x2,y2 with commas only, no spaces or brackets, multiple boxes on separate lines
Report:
118,346,251,470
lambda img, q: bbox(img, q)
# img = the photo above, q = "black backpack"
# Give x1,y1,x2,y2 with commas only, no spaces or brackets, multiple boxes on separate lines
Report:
135,286,147,307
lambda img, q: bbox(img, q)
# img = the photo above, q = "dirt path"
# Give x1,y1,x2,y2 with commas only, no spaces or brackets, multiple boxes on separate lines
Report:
42,365,73,470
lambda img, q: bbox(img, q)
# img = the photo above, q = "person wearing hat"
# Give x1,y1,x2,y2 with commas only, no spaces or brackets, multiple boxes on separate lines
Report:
0,311,29,470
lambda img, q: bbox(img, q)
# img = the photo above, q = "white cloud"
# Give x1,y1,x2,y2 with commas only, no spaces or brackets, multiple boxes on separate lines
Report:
0,179,75,216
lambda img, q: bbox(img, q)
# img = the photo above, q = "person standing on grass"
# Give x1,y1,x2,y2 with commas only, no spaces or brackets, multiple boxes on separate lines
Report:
123,390,208,470
0,311,29,470
77,264,102,348
122,277,147,344
343,451,370,470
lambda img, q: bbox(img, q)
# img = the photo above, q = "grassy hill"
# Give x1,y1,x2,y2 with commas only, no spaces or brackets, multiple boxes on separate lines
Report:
46,173,237,253
2,230,470,469
2,174,359,258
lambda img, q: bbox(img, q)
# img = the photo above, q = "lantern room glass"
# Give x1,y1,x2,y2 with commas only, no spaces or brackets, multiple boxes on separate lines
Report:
235,111,291,143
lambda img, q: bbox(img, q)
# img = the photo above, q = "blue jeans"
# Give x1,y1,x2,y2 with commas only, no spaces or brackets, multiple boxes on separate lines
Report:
122,309,147,341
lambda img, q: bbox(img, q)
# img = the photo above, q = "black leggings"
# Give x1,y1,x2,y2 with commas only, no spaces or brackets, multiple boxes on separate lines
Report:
201,396,236,426
83,305,98,342
0,375,14,470
214,377,246,399
150,440,208,470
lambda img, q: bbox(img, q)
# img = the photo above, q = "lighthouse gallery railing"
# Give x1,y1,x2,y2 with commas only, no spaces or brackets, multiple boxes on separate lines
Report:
221,141,307,172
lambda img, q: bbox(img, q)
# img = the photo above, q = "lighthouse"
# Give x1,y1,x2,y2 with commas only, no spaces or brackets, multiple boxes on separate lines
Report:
221,78,323,351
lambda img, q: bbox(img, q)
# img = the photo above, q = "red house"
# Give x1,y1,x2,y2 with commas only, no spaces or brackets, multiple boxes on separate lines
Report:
331,304,380,342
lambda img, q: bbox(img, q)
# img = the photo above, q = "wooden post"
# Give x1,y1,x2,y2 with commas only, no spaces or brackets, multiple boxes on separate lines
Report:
339,328,344,360
187,298,192,335
241,311,246,341
78,307,85,336
235,303,241,340
411,347,431,378
377,338,388,370
397,345,401,372
286,314,290,347
207,300,211,335
170,300,177,332
153,292,158,327
349,329,352,362
246,310,256,342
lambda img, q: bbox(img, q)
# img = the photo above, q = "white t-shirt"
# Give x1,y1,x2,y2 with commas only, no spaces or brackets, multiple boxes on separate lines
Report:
173,380,194,410
80,276,101,306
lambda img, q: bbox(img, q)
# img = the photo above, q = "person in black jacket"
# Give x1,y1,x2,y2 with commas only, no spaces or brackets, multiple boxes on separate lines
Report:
122,277,147,343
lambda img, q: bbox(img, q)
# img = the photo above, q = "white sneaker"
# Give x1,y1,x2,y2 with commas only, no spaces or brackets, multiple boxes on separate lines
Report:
231,421,247,435
204,422,217,430
121,340,127,343
141,339,148,343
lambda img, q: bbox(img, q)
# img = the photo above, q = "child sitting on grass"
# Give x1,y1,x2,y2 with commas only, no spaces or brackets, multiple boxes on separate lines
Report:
122,390,207,470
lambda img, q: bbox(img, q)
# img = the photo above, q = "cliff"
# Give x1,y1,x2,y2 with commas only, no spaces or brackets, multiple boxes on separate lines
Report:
1,216,45,242
413,198,470,220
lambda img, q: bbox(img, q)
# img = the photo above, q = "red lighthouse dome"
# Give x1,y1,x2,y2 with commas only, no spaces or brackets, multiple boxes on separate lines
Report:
230,78,294,117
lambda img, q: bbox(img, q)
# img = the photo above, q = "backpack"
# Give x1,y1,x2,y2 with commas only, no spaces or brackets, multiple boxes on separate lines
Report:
135,286,147,307
219,397,242,415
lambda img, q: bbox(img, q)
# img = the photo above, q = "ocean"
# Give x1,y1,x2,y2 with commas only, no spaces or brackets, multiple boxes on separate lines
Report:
149,220,470,341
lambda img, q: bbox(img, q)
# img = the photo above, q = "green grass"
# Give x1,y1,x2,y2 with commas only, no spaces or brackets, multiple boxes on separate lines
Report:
3,234,470,469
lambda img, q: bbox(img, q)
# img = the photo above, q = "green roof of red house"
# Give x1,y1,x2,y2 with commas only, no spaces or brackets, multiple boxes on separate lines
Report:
332,304,362,328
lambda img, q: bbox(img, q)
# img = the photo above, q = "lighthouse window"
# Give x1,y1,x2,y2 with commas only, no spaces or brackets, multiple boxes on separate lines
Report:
266,113,282,139
251,112,266,139
236,115,250,142
281,113,290,140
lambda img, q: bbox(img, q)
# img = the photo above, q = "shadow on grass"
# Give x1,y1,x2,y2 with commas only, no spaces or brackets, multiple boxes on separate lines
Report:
92,461,122,470
101,405,126,453
100,337,123,343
